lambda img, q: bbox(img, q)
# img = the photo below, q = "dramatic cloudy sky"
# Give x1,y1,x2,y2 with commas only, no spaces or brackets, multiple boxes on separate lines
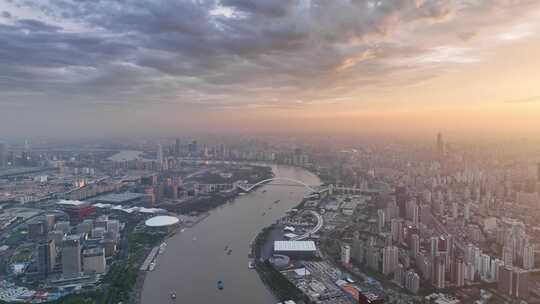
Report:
1,0,540,137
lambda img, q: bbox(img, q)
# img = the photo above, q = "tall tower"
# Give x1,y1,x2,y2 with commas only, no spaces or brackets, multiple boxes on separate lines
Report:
536,162,540,194
436,132,444,158
523,244,535,270
37,239,56,276
175,138,181,157
383,245,398,275
434,254,446,289
157,143,164,170
377,209,385,232
341,244,351,265
454,257,465,287
0,141,7,168
411,234,420,259
62,236,81,277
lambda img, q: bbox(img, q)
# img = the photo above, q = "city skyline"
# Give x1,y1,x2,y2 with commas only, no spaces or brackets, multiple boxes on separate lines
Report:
1,133,540,303
2,1,540,301
1,0,540,137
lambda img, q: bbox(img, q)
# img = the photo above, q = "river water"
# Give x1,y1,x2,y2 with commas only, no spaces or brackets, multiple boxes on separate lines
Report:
141,165,321,304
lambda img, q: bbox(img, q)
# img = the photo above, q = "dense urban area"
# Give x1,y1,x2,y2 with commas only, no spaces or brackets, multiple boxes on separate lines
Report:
0,135,539,304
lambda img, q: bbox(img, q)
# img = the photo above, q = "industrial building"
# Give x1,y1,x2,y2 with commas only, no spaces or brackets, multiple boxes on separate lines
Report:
273,241,317,259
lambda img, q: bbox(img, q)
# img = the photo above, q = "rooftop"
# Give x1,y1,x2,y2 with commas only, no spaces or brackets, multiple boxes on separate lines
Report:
274,241,316,252
83,247,104,257
145,215,180,227
94,192,144,204
57,199,87,206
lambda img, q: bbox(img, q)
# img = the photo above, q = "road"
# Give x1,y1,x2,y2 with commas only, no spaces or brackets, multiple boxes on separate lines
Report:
291,210,324,241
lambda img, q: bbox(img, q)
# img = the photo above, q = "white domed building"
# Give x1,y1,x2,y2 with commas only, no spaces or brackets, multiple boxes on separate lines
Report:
145,215,180,233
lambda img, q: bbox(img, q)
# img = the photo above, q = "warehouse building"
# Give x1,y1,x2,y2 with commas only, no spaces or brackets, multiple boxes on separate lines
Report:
273,241,317,259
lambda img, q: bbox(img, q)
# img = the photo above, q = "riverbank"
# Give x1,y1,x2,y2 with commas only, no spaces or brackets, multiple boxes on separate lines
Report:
140,165,321,304
251,195,314,304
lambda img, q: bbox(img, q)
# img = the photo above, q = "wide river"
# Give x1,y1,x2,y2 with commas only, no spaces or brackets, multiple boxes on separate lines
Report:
141,165,321,304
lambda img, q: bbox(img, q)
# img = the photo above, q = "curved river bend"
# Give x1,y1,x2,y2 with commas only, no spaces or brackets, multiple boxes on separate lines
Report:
141,165,321,304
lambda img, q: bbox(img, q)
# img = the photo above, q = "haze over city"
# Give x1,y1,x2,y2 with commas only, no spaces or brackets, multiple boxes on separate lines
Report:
1,0,540,138
2,1,540,304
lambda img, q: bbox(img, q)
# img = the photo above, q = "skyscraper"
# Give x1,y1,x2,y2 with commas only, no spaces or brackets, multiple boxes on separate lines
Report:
175,138,181,157
492,259,504,282
454,257,465,287
410,233,420,259
464,202,471,221
62,236,81,277
157,143,164,170
37,239,56,276
394,263,404,285
513,269,529,299
498,266,513,295
465,243,474,264
385,198,399,220
0,141,7,168
341,244,351,265
28,221,46,240
405,270,420,294
391,219,403,244
377,209,385,232
434,254,446,289
383,245,398,275
188,140,198,156
436,132,444,158
523,244,535,270
352,232,364,264
430,236,439,259
366,246,379,271
406,200,418,226
498,266,530,299
503,245,513,267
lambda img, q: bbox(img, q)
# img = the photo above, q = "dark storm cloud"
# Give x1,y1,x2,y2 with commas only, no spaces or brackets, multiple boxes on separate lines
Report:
220,0,298,17
16,18,62,31
0,0,539,118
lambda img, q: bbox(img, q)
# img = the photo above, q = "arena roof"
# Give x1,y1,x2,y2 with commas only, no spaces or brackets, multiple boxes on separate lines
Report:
94,192,144,204
274,241,316,252
145,215,180,227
